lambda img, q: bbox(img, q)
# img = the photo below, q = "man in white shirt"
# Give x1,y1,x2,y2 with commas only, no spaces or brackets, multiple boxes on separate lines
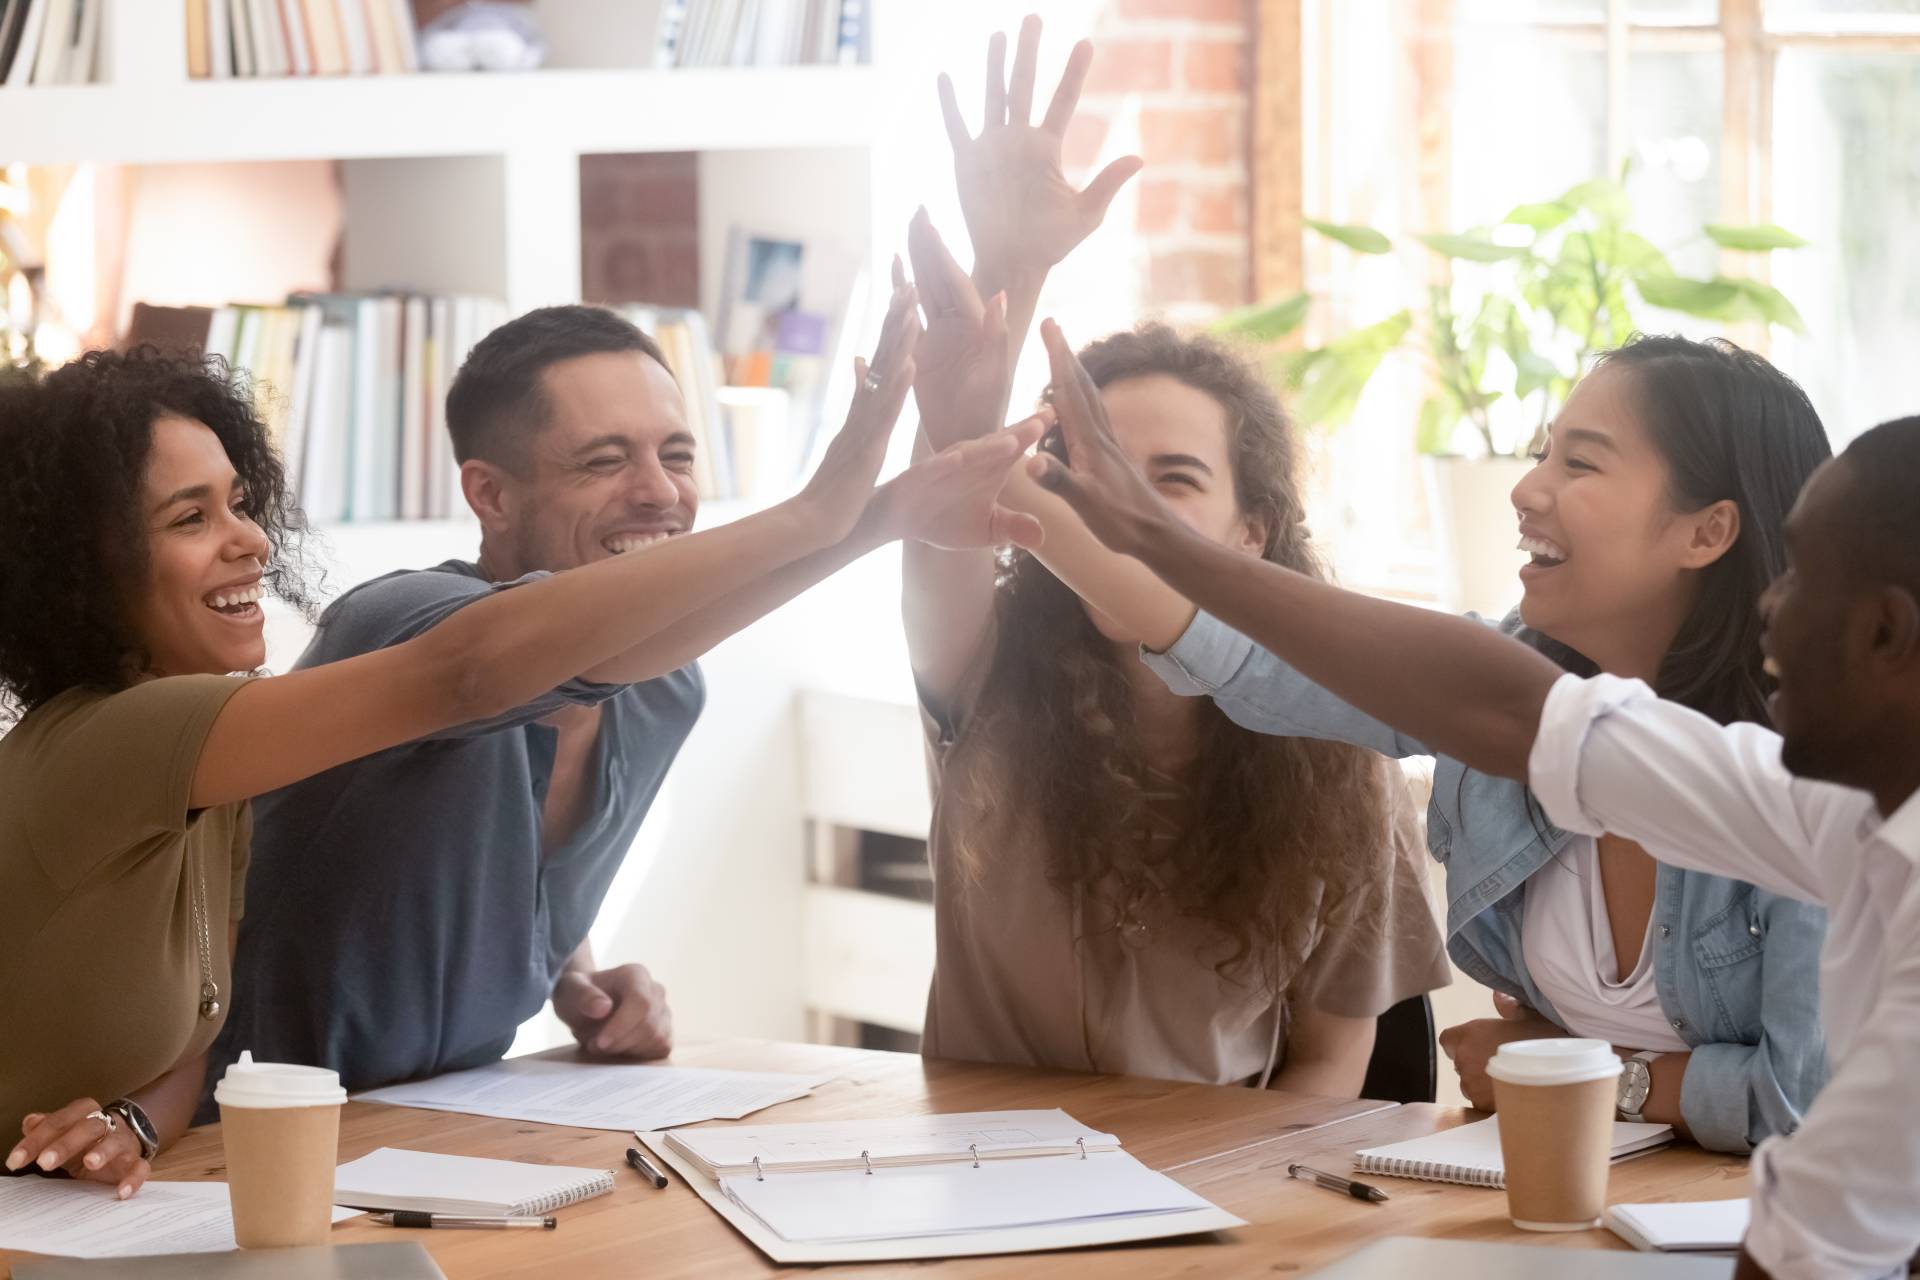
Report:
1020,364,1920,1280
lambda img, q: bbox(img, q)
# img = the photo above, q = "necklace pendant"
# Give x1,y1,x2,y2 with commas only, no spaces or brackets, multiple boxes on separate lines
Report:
199,982,221,1021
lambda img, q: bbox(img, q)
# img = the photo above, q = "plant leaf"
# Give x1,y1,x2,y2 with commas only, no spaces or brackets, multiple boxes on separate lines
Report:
1632,274,1744,319
1415,395,1457,455
1289,310,1413,430
1735,280,1809,333
1503,202,1573,231
1416,233,1530,264
1512,350,1562,402
1704,223,1809,252
1213,292,1313,342
1559,178,1631,224
1304,219,1393,255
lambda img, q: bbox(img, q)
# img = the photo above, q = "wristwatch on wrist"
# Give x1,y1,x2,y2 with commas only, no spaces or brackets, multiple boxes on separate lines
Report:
106,1098,160,1162
1617,1051,1660,1122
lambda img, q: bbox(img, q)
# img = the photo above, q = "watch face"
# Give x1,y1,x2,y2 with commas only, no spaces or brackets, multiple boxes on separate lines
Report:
1618,1060,1652,1111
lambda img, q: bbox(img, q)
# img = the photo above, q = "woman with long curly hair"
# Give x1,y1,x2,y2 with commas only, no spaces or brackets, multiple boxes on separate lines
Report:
0,305,1030,1194
907,312,1449,1090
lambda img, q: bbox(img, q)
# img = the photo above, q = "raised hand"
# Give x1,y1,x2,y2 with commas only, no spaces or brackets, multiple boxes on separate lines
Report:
902,210,1010,451
793,277,922,546
1026,319,1175,558
870,410,1049,551
938,16,1144,289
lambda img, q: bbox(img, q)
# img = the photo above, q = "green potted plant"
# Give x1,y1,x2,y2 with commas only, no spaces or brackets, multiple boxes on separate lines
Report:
1216,173,1809,615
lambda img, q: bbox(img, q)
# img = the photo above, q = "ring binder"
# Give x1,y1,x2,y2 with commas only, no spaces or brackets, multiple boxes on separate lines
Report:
753,1156,765,1182
970,1144,980,1169
862,1150,873,1175
1077,1137,1088,1159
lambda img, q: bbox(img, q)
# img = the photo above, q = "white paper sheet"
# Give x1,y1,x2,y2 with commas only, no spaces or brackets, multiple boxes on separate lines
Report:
353,1058,837,1131
1606,1199,1751,1252
668,1108,1118,1175
0,1179,358,1259
721,1148,1213,1245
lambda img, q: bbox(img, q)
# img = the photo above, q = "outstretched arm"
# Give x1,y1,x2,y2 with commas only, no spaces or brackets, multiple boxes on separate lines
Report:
189,296,930,809
1026,318,1563,779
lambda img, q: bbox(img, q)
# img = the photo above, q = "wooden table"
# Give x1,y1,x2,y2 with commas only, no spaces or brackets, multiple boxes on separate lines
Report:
1,1040,1749,1278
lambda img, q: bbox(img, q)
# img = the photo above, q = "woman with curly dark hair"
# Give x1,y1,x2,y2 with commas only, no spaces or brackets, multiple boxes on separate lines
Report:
0,306,1033,1194
898,154,1448,1089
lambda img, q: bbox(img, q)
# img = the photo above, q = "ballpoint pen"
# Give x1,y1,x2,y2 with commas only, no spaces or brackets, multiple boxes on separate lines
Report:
627,1145,669,1189
1288,1163,1390,1203
368,1211,557,1229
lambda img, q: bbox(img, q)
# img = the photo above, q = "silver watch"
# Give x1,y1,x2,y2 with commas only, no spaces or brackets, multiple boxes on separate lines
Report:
1617,1051,1659,1122
107,1098,160,1162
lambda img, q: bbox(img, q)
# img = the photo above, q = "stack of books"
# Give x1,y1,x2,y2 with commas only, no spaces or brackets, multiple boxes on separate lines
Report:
184,0,419,80
655,0,870,69
618,305,736,501
0,0,106,86
126,292,508,524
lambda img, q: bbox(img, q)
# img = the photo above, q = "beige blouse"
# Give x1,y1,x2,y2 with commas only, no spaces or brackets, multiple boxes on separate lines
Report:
918,634,1450,1086
1,676,251,1143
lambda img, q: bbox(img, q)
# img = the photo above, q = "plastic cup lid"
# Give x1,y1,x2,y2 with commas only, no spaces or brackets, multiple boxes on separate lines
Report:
212,1050,346,1108
1485,1038,1623,1087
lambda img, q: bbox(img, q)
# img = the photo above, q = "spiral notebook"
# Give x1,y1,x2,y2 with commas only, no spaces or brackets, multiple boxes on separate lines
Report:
1353,1116,1674,1189
331,1148,614,1216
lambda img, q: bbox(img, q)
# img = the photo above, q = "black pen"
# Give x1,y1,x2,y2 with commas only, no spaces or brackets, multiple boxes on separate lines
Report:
626,1145,668,1189
1288,1162,1389,1203
368,1211,556,1229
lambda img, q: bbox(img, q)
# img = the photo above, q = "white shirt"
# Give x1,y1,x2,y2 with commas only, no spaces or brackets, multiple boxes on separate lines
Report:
1531,673,1920,1280
1521,835,1691,1054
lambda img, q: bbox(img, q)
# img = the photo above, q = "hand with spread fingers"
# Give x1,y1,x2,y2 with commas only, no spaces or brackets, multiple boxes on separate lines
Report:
6,1098,151,1199
1025,319,1178,559
869,411,1050,552
938,15,1143,291
793,276,922,545
901,210,1012,451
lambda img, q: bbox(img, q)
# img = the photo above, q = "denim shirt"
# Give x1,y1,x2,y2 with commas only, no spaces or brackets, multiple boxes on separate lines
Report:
1141,609,1830,1154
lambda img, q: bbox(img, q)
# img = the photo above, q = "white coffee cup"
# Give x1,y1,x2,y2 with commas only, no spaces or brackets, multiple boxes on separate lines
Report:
214,1051,347,1249
1486,1039,1623,1231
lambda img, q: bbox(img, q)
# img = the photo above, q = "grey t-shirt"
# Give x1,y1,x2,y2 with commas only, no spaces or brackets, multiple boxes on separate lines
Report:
208,560,704,1098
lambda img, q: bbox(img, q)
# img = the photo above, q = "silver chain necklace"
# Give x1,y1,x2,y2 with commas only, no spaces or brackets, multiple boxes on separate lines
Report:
190,845,220,1020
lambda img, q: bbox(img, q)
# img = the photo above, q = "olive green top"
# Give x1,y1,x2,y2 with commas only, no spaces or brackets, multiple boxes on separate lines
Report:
1,675,251,1145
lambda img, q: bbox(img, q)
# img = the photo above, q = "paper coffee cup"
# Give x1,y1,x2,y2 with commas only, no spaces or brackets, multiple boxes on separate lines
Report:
1486,1038,1622,1232
215,1051,346,1249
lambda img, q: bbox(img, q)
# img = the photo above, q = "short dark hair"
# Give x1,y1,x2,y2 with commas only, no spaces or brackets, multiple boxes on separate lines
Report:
1837,415,1920,596
0,348,319,716
444,304,671,471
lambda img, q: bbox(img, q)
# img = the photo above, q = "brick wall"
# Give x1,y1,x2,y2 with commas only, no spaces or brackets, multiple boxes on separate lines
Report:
1066,0,1255,323
580,152,701,310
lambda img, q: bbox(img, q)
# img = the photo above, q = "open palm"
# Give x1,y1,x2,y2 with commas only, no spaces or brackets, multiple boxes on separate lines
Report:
901,211,1009,451
938,18,1143,284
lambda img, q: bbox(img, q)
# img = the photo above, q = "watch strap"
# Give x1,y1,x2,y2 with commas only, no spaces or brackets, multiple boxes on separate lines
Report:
107,1098,160,1161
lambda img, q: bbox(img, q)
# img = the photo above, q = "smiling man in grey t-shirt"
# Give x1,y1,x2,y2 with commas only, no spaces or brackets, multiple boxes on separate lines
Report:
203,298,1024,1097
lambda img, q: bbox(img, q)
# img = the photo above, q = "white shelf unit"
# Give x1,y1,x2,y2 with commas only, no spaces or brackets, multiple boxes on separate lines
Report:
0,1,888,321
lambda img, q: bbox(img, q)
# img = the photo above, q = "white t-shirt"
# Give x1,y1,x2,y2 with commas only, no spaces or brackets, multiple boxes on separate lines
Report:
1520,835,1690,1054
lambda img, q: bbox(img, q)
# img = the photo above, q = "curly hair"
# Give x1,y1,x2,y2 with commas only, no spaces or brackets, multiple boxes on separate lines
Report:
949,324,1404,999
0,347,319,717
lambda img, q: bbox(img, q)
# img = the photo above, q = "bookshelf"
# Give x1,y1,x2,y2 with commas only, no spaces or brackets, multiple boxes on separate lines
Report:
0,1,887,323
